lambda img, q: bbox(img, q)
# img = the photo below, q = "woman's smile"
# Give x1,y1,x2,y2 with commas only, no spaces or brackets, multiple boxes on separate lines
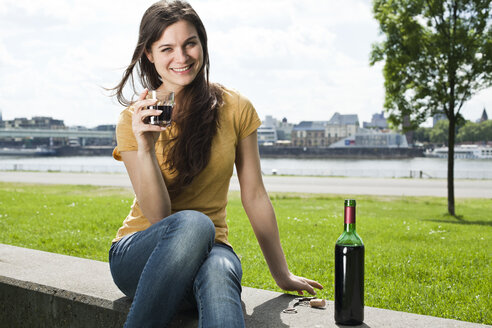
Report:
170,65,192,73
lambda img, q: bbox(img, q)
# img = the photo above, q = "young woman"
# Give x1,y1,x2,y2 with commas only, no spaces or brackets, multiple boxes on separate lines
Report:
109,1,322,327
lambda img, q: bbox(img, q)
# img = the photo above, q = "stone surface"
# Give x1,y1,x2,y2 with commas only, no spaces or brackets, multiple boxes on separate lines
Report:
1,244,490,327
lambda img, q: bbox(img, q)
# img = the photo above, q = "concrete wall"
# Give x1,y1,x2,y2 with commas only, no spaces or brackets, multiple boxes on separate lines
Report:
259,146,424,159
1,244,486,328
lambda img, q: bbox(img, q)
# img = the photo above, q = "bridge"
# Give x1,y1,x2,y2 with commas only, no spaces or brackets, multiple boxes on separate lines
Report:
0,128,115,139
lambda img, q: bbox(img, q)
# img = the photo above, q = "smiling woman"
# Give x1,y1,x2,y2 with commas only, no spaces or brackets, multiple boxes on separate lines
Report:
106,1,322,327
110,0,222,194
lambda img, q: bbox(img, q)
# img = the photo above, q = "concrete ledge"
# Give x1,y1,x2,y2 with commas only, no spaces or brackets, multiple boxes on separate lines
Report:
0,244,488,328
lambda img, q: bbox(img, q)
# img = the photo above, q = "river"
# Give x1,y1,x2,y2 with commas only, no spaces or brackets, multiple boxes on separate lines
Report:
1,156,491,179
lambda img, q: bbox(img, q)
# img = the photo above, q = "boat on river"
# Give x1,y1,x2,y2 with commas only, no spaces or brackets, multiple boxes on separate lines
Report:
0,147,56,156
425,145,492,159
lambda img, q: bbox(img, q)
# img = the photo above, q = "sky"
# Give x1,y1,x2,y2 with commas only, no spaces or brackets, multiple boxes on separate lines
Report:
0,0,490,128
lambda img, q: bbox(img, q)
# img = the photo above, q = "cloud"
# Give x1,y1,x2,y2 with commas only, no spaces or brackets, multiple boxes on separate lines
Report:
199,0,382,123
0,0,148,125
0,0,489,127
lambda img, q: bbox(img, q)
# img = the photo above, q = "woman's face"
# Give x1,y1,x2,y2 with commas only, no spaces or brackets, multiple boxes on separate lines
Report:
146,20,204,93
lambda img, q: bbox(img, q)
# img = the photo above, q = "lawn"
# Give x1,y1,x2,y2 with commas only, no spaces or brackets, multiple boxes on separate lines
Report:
0,182,490,324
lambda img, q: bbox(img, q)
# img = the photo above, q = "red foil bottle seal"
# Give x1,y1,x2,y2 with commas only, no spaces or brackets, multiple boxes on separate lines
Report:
344,206,356,224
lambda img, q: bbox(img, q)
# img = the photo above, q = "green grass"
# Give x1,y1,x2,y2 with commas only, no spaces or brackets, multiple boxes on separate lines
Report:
0,182,490,324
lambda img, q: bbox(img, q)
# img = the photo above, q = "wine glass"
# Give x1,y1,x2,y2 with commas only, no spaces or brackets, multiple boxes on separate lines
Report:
145,91,175,127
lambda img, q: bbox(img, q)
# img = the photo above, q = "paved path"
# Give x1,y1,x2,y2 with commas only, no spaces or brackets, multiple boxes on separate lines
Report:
1,171,491,198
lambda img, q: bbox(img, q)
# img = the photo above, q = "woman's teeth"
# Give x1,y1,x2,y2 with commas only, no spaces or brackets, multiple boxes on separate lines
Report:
172,65,191,72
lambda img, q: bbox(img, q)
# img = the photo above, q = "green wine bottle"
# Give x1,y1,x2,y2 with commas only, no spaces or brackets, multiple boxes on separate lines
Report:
334,199,364,325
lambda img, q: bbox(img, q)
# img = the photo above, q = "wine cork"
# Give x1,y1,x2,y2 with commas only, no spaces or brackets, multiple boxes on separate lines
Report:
309,298,326,308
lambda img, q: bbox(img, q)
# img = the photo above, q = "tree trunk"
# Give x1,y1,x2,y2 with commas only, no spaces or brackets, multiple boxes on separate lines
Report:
447,115,456,216
447,3,457,217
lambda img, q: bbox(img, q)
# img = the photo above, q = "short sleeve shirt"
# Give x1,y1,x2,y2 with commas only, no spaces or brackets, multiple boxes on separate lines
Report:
112,87,261,245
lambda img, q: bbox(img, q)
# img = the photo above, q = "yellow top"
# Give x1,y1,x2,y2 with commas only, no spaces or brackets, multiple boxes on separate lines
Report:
112,87,261,245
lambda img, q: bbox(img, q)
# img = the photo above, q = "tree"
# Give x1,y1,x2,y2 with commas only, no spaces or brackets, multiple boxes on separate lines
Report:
370,0,492,216
482,120,492,141
457,120,480,142
457,119,492,142
430,119,450,144
414,126,432,143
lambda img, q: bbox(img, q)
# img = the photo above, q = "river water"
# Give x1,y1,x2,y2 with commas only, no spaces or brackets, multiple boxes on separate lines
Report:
1,156,491,179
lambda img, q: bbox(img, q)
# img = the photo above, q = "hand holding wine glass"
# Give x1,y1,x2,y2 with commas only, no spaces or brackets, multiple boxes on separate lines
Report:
130,89,168,153
144,90,175,127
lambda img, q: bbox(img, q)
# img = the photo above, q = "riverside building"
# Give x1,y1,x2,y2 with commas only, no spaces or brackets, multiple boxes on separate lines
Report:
291,113,360,147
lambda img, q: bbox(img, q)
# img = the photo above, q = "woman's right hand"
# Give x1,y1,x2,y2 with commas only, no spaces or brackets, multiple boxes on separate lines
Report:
130,89,166,152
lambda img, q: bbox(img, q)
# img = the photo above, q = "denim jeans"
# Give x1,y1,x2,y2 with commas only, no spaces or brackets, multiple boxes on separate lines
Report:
109,210,244,328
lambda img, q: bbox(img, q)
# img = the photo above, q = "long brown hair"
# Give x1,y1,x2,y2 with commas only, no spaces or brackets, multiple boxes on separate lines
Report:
111,0,222,192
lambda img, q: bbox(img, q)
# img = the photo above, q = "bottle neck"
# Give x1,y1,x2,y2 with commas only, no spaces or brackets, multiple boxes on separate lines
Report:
344,223,356,233
337,202,363,246
343,206,355,227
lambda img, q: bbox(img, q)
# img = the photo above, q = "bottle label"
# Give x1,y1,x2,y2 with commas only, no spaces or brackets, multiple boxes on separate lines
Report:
344,206,356,224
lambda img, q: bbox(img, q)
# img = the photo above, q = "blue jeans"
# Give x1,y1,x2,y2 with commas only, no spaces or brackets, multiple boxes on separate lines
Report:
109,210,244,328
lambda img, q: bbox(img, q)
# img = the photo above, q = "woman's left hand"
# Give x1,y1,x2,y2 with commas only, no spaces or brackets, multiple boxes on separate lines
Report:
276,272,323,296
235,133,323,296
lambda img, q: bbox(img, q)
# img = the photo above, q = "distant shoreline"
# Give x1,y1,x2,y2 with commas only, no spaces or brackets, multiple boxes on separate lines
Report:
258,145,424,159
10,145,424,159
